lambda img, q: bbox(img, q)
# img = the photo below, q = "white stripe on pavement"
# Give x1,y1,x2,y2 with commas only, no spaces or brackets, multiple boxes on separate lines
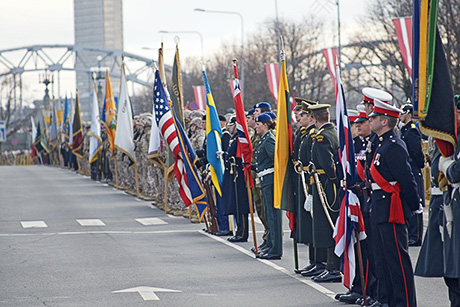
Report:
21,221,48,228
76,219,106,226
199,230,336,300
135,217,168,226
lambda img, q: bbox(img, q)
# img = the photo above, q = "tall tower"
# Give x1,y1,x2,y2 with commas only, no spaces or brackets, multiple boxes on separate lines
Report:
73,0,123,120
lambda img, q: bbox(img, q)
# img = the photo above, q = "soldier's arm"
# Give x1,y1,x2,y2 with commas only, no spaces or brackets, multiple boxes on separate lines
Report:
407,128,425,169
314,136,337,181
264,135,276,163
387,144,420,211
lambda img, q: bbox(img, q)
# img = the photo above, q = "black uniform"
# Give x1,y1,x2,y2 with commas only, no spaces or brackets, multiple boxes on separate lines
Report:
400,120,425,245
369,130,419,307
415,144,444,277
222,133,249,240
440,137,460,306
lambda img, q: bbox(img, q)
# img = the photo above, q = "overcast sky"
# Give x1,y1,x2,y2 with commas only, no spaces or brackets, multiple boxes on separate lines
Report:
0,0,370,104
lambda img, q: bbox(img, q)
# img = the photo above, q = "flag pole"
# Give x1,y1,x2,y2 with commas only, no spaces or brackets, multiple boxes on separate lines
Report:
355,229,367,306
232,58,258,255
164,157,169,213
246,176,258,256
114,151,119,187
134,162,140,198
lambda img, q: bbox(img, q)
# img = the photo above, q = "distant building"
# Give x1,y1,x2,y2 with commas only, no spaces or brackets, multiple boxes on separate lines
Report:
73,0,123,120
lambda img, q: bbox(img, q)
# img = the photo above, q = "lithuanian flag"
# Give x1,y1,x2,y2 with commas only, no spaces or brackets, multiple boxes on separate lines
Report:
274,54,295,214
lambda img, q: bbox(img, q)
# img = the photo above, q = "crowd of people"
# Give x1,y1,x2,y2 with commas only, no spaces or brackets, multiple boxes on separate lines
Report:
9,86,460,307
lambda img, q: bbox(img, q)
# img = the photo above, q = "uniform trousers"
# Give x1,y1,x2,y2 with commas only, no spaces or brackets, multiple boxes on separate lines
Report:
376,222,416,307
214,192,229,232
262,183,282,257
444,277,460,307
235,213,248,240
253,186,268,241
408,212,423,244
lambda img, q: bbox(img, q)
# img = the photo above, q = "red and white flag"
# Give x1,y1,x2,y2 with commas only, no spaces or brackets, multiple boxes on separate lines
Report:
192,85,206,110
228,80,236,98
232,62,253,186
265,63,280,104
322,48,338,93
393,17,413,81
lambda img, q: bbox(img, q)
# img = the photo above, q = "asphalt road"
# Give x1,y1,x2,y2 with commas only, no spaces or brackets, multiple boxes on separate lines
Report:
0,166,450,306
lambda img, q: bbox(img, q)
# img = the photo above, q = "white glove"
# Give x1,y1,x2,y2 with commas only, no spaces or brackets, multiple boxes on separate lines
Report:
216,151,224,160
304,194,313,212
414,204,423,215
439,155,454,174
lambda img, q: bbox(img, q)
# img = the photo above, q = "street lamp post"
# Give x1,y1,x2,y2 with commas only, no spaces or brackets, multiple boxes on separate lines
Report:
158,30,204,63
194,8,244,99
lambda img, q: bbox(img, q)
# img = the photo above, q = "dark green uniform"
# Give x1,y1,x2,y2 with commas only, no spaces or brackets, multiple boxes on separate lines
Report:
311,122,339,249
255,130,282,257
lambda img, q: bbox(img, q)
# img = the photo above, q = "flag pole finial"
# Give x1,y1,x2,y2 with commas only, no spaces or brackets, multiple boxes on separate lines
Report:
232,58,237,65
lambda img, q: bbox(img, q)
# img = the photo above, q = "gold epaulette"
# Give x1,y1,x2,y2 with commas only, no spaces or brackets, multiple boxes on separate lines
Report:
411,123,417,129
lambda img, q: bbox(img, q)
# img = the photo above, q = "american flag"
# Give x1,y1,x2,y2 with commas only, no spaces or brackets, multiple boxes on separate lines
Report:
333,65,366,289
232,62,253,187
153,70,205,209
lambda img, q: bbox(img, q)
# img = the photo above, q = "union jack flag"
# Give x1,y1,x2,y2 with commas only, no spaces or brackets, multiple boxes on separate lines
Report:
333,65,366,289
153,70,207,218
232,62,253,186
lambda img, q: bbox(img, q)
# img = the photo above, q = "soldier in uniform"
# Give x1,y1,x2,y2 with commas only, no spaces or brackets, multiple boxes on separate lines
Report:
293,99,329,277
247,106,270,251
415,138,444,278
368,99,420,307
254,113,282,259
189,117,206,152
308,103,341,283
437,100,460,307
337,105,378,304
253,102,271,117
399,103,425,246
222,117,249,242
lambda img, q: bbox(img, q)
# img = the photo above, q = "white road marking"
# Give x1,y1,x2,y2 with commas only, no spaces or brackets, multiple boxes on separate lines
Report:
76,219,106,226
0,230,199,237
20,221,48,228
112,286,181,301
166,214,182,219
199,230,336,300
135,218,168,226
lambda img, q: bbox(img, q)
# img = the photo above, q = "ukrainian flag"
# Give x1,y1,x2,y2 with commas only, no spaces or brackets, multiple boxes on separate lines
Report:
202,68,224,196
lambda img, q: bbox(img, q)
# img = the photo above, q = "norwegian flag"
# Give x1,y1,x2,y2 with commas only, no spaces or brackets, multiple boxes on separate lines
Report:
232,62,253,187
392,17,413,81
333,65,367,290
153,70,205,209
192,85,206,110
322,48,339,93
265,63,280,103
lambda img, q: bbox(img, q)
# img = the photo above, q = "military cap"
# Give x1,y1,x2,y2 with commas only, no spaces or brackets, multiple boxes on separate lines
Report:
190,117,201,127
266,112,277,120
401,103,414,115
361,87,393,105
228,116,237,126
354,104,368,123
246,108,255,116
218,114,227,122
300,101,317,114
308,103,331,113
255,113,272,122
369,99,402,118
202,114,206,120
253,102,271,110
348,109,359,123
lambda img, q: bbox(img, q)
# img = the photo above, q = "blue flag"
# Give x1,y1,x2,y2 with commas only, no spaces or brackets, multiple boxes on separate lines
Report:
202,69,224,196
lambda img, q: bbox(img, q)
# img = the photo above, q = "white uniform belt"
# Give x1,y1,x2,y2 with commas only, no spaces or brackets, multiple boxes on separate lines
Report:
430,187,443,195
452,182,460,189
371,181,397,191
257,168,274,178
